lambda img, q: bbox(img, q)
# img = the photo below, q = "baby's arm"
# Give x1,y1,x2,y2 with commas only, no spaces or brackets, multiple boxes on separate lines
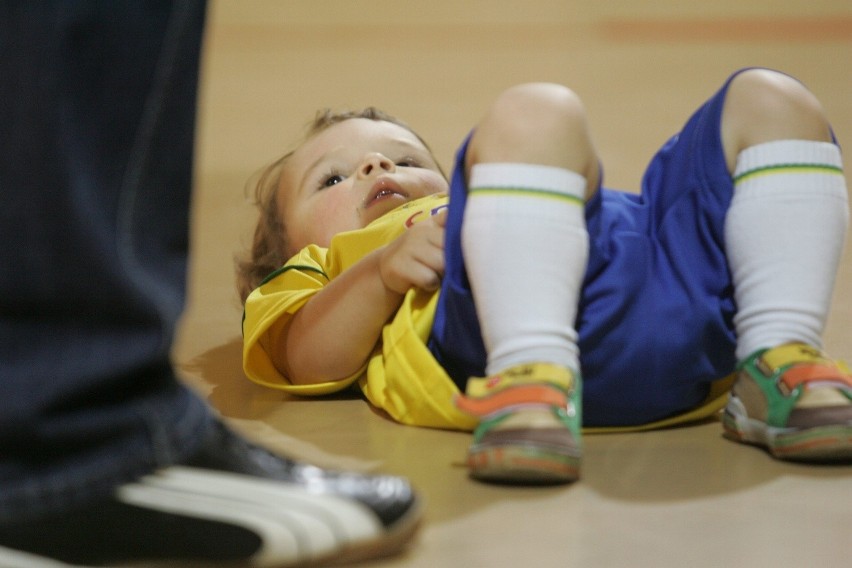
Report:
276,209,447,385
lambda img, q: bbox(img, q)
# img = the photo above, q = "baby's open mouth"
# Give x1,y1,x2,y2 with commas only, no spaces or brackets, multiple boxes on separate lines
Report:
365,178,408,208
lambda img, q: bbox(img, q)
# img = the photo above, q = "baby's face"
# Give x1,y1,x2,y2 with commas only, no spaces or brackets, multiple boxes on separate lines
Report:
278,118,448,253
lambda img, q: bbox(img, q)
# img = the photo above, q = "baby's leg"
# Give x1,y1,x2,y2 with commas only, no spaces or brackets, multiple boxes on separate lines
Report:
464,83,598,376
454,83,599,483
721,69,852,461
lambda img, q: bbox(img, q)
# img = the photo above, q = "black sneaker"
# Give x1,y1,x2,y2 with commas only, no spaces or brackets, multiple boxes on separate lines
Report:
0,421,422,567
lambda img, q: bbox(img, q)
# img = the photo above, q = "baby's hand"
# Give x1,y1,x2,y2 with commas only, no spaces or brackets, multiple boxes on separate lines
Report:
379,208,447,295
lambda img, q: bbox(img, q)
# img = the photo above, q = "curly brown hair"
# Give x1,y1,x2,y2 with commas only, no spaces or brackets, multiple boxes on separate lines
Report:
235,107,442,304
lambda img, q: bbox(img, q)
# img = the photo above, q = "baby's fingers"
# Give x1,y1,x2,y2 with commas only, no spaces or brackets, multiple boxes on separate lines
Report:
380,252,442,293
414,245,444,291
411,260,443,292
432,206,449,228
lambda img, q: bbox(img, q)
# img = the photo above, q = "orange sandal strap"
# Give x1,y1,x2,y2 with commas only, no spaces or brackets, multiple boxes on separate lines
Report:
778,363,852,392
454,384,567,418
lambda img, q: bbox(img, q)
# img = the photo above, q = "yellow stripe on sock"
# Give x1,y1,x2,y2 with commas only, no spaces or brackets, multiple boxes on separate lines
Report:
469,186,585,205
734,163,843,184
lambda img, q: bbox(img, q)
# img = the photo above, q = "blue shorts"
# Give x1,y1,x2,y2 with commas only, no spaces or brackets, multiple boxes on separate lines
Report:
428,70,750,427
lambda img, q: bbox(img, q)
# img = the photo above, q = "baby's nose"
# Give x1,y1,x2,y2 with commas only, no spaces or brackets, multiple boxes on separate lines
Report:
359,153,395,177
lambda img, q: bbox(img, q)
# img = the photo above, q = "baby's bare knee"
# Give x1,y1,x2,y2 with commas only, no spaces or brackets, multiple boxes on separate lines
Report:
469,83,596,171
723,69,832,153
485,83,587,138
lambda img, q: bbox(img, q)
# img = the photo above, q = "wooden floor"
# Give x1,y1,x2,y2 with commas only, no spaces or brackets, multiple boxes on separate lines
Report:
175,1,852,566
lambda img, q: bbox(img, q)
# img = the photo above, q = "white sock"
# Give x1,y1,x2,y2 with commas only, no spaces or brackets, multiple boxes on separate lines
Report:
461,163,589,375
725,140,849,360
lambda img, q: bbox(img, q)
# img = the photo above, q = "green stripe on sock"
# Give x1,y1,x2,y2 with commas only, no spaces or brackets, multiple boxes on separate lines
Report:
734,163,844,184
469,186,585,205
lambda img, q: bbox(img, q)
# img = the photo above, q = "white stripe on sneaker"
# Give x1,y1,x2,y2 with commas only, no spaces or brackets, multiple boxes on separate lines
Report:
117,466,382,567
0,546,77,568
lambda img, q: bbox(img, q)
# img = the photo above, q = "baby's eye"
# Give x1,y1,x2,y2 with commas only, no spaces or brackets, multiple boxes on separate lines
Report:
396,157,421,168
320,173,346,189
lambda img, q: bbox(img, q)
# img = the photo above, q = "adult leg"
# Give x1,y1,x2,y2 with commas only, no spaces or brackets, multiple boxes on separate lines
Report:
0,2,420,565
720,69,852,460
0,0,211,525
452,83,598,483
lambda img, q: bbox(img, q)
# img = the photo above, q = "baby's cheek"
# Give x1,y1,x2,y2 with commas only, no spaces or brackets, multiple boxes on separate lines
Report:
429,174,450,194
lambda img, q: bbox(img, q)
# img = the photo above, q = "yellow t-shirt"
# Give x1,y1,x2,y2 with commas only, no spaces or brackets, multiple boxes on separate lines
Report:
242,192,733,433
242,193,478,430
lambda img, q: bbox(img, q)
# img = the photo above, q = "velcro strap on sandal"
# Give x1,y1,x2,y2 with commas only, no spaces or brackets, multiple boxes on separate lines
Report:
454,384,568,419
760,344,830,373
464,363,574,399
778,363,852,392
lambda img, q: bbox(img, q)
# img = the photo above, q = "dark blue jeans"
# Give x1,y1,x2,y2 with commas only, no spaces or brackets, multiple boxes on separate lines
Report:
0,0,211,524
